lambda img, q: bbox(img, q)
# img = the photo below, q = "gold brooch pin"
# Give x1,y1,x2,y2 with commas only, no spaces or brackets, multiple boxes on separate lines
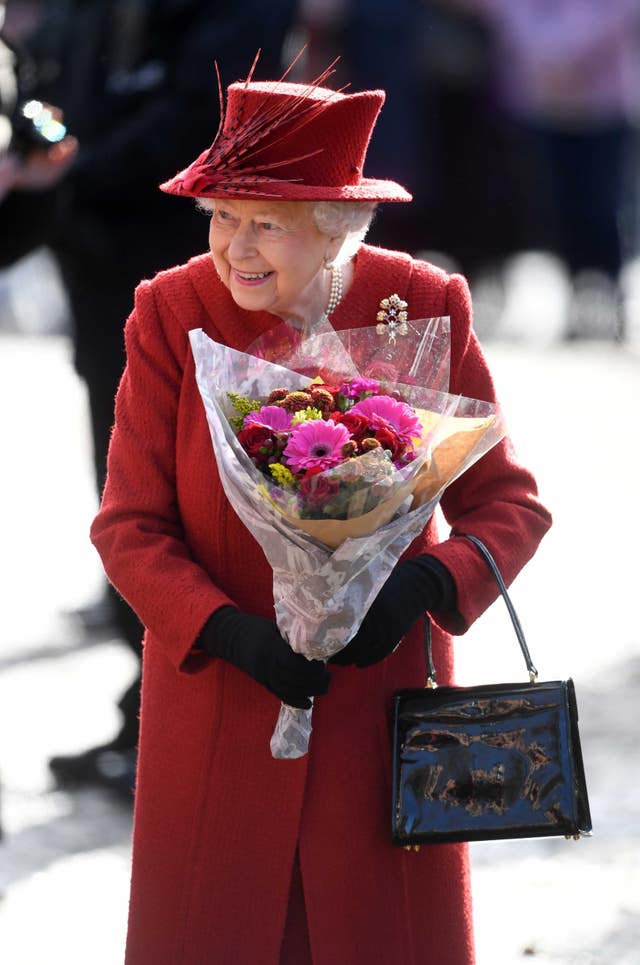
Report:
376,293,408,342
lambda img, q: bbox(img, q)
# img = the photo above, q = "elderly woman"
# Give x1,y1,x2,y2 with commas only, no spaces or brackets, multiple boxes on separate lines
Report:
90,62,551,965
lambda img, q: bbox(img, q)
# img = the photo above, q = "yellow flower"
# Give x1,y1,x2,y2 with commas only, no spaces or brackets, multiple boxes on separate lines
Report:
291,406,323,424
268,463,296,489
227,391,261,431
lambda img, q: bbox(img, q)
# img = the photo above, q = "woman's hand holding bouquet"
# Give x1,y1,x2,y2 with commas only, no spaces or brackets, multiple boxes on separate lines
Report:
330,554,455,667
198,607,331,708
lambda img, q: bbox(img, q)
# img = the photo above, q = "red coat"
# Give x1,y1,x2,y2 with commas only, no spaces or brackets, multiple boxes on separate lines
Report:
91,245,551,965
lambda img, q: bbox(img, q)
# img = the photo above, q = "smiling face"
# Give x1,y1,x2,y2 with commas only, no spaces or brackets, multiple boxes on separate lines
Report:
206,199,343,324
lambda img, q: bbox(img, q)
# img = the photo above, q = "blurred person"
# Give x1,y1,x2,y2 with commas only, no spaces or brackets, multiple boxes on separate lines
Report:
0,0,76,261
0,0,77,844
295,0,507,271
454,0,640,338
296,0,426,253
406,0,502,275
13,0,297,797
89,56,551,963
340,0,427,254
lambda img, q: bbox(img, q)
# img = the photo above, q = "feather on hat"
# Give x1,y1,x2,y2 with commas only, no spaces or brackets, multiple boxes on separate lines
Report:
160,51,411,203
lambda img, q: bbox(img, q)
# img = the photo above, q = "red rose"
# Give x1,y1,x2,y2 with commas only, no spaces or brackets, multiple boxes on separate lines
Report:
237,424,276,465
374,425,404,460
338,412,370,442
299,472,340,508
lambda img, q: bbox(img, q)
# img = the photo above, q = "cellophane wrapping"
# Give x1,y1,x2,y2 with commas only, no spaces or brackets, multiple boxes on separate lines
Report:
189,317,505,758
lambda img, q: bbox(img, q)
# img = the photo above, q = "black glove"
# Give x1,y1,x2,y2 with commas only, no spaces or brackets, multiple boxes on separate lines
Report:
330,555,456,668
197,607,331,709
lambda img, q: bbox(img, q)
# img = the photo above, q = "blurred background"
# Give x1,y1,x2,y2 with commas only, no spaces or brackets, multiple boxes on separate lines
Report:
1,1,639,963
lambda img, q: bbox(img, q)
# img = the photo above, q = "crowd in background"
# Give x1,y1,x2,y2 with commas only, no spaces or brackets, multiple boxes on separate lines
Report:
1,0,639,800
298,0,640,302
3,0,640,319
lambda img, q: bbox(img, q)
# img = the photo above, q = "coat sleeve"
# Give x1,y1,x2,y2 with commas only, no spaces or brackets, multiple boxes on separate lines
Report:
414,271,552,634
90,278,236,673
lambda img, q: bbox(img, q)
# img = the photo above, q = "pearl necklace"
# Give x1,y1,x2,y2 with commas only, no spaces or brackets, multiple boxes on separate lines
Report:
325,264,343,317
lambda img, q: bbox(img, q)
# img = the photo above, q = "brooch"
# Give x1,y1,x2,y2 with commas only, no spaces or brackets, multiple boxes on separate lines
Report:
376,294,408,342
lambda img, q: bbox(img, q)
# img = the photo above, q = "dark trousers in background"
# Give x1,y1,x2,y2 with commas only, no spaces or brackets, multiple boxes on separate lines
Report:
524,121,631,280
56,233,145,748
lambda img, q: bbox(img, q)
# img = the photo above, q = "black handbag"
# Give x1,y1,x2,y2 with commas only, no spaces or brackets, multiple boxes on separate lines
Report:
391,534,592,848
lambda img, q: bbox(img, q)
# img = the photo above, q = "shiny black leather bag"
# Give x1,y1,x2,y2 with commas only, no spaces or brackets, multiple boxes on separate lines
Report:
392,535,592,847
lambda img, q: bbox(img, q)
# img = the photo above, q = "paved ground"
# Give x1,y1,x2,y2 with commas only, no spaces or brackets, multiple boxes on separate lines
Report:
1,249,639,963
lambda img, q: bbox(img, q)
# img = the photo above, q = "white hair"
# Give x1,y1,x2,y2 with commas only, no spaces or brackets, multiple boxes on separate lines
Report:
310,201,377,264
195,197,216,215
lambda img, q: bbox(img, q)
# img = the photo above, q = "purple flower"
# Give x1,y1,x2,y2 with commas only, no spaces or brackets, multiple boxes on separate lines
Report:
349,395,422,443
244,405,293,432
283,419,351,472
339,377,381,399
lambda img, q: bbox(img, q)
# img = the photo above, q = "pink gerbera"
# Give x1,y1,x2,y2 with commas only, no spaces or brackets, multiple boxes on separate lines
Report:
244,405,293,432
283,419,351,472
349,395,422,443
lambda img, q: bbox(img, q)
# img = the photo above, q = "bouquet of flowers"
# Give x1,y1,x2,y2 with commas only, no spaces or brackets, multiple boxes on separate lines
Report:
190,311,505,758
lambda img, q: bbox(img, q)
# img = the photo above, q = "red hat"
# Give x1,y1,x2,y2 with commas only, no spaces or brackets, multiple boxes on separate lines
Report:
160,58,411,203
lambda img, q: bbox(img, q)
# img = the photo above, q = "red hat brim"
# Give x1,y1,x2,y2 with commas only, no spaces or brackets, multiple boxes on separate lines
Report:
159,171,412,203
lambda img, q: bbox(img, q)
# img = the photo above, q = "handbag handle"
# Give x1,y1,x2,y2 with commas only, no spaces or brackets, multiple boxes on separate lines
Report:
424,533,538,687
